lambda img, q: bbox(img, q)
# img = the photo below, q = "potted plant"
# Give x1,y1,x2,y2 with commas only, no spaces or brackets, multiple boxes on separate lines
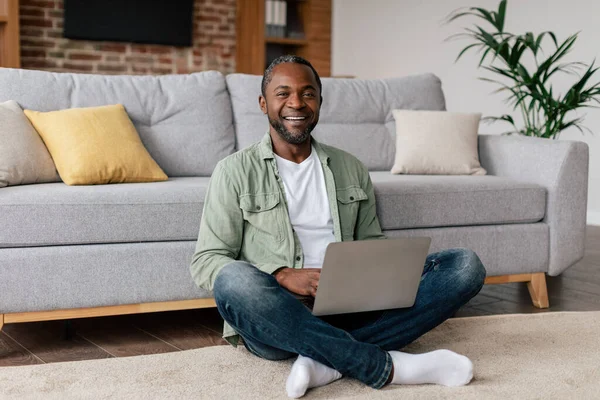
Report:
447,0,600,139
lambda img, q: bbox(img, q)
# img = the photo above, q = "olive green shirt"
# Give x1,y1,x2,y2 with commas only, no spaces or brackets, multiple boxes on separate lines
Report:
190,132,385,345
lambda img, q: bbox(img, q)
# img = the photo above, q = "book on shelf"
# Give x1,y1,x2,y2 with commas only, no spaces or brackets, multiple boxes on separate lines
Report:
265,0,287,38
286,1,305,40
266,0,274,37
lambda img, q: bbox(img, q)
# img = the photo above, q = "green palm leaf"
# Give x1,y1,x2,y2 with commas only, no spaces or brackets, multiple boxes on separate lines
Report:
447,0,600,139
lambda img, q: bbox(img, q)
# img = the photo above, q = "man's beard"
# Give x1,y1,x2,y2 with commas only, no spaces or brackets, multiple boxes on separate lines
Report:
269,116,317,145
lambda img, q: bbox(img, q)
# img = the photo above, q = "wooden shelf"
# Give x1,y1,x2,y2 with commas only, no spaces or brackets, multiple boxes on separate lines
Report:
265,36,308,46
236,0,331,76
0,0,20,68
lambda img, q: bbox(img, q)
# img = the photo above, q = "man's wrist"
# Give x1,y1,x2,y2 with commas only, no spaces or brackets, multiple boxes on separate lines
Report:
273,266,289,284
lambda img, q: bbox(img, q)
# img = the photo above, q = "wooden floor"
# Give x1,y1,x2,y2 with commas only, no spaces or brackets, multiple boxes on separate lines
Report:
1,226,599,367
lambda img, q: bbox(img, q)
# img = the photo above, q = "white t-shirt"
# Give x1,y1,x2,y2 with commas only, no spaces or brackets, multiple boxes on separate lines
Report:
274,146,335,269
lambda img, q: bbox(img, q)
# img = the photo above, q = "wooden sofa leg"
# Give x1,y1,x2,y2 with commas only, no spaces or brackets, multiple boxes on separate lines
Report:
527,273,549,309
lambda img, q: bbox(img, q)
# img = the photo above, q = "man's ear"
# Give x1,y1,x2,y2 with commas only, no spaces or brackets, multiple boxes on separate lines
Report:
259,95,267,114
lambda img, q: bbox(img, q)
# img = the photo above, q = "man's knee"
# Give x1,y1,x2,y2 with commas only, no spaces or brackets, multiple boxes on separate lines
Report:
213,261,275,306
451,248,486,292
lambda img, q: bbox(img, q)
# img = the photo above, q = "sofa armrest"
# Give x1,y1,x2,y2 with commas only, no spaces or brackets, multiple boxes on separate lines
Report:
478,134,589,276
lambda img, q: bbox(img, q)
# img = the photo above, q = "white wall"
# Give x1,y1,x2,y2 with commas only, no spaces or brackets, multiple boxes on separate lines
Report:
332,0,600,225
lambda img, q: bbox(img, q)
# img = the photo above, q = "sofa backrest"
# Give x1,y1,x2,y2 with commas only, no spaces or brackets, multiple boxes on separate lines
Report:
226,73,446,171
0,68,235,177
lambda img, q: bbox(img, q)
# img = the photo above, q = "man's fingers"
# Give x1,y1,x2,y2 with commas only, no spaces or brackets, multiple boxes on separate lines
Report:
305,277,318,297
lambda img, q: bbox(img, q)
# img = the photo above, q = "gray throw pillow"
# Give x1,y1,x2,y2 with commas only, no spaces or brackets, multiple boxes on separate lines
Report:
0,100,60,187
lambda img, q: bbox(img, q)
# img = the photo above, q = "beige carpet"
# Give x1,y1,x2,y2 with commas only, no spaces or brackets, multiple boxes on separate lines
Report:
1,311,599,400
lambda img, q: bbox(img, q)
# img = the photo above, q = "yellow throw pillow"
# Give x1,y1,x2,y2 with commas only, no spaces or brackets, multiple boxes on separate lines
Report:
24,104,168,185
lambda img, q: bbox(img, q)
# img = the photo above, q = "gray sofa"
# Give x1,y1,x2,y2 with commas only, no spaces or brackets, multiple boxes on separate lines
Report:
0,68,589,330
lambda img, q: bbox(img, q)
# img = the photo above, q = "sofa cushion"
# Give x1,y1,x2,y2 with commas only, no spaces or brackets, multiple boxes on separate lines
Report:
391,110,486,176
24,104,168,185
370,172,546,230
1,173,545,248
226,73,446,171
0,68,235,177
0,177,209,248
0,100,60,187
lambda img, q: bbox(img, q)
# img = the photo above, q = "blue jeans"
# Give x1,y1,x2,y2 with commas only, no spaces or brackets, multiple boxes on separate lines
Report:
213,248,486,389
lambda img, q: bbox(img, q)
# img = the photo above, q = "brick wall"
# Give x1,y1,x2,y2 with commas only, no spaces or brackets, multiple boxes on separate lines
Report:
19,0,236,75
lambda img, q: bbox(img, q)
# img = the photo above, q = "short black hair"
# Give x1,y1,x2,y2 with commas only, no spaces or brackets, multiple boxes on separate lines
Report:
261,55,322,98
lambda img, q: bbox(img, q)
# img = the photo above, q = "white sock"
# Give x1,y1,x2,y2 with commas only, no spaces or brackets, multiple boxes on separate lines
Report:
389,349,473,387
286,355,342,398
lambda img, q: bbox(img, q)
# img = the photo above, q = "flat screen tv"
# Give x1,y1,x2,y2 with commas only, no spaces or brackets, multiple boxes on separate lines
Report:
64,0,194,47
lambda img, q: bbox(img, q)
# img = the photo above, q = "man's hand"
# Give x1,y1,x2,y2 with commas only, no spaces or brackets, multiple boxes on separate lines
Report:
273,267,321,297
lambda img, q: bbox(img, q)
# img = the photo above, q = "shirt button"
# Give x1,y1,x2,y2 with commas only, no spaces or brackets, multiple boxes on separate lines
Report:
256,206,261,210
350,196,355,201
296,256,301,261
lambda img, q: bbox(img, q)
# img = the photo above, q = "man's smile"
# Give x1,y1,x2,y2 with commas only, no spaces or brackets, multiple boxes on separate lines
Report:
283,116,308,120
282,115,310,127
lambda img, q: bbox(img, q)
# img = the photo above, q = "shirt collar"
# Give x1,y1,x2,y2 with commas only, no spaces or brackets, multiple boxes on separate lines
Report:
259,131,330,165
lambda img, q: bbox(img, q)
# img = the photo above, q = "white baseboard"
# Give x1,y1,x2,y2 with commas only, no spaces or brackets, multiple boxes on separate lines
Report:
588,211,600,226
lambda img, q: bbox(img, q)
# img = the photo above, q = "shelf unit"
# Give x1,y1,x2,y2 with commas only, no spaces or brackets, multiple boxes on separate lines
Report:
236,0,331,77
0,0,19,68
265,37,308,46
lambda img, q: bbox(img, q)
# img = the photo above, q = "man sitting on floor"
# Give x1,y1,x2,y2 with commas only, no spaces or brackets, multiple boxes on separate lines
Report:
190,55,486,398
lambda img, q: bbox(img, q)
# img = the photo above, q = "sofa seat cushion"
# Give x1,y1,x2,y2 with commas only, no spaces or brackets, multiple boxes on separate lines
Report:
1,174,546,247
0,177,209,248
370,172,546,230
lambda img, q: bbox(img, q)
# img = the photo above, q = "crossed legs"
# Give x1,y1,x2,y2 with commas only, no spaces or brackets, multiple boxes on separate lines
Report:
213,248,486,396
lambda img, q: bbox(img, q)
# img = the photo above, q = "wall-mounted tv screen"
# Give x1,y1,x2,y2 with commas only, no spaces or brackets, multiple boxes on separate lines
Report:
64,0,194,47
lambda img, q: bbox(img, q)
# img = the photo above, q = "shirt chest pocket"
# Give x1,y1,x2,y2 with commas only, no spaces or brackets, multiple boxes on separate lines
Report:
336,186,368,240
239,193,285,242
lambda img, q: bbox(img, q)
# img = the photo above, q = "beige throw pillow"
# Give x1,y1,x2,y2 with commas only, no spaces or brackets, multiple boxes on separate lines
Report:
0,100,60,187
391,110,486,175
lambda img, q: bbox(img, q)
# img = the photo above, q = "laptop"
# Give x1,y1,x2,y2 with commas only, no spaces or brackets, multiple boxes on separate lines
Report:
309,237,431,316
